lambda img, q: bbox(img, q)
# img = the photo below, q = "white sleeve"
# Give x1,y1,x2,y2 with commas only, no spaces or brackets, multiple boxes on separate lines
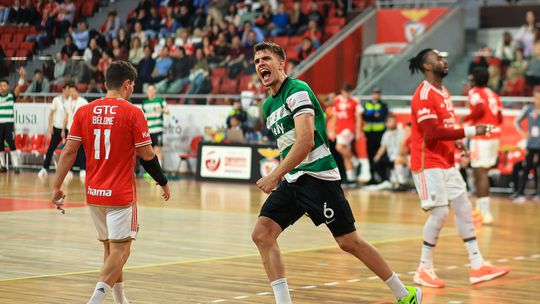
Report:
286,90,314,117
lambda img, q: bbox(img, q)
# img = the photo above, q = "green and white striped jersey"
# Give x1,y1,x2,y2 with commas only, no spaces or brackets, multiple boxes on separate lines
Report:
141,97,167,134
0,92,15,124
263,77,340,182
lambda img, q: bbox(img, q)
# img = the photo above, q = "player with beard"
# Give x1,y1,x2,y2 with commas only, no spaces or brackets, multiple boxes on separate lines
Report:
408,49,509,288
251,41,421,304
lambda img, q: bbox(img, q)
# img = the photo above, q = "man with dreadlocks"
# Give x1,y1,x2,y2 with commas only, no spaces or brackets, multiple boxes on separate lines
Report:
408,49,510,288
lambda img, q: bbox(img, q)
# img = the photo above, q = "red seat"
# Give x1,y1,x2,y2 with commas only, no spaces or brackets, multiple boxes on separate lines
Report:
211,67,227,78
81,1,96,17
14,134,28,150
76,83,88,92
5,48,16,58
21,134,45,153
219,77,239,94
177,136,203,173
324,24,342,39
238,75,253,91
273,36,289,47
288,35,303,47
12,33,25,44
0,33,12,44
210,76,222,94
327,17,346,27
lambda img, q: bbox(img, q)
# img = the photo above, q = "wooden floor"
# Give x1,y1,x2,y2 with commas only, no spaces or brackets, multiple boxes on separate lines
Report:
0,172,539,303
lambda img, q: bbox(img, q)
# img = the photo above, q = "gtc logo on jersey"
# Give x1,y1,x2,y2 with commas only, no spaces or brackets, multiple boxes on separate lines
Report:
88,186,112,197
142,131,150,138
93,105,118,115
418,108,431,116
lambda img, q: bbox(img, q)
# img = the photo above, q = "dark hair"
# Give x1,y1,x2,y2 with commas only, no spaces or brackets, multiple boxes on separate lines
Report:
34,69,42,75
105,61,137,90
408,48,433,75
341,83,353,92
64,81,75,88
0,79,8,85
254,42,286,60
471,67,489,87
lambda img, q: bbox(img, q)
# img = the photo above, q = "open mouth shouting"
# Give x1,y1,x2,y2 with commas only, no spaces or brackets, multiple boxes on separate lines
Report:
259,68,272,84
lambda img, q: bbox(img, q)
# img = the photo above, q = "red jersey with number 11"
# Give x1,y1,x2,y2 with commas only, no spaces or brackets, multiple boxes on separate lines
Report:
410,81,457,172
67,98,152,206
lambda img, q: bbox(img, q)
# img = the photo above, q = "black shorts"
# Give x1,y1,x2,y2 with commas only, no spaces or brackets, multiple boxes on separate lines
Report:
0,122,15,150
150,132,163,147
260,175,356,237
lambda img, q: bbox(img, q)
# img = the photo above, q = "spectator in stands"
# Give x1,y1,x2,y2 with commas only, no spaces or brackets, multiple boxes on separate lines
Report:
488,63,502,92
186,48,211,104
515,10,537,58
72,21,90,51
211,32,230,66
155,47,193,94
269,3,289,37
87,79,103,94
288,2,308,36
160,6,176,38
53,52,66,84
254,3,273,33
117,27,131,50
201,36,215,58
136,45,155,92
511,48,528,76
103,9,121,41
502,66,527,96
83,38,102,68
227,115,250,139
495,31,515,69
38,85,69,179
7,0,27,25
145,6,162,39
303,20,323,48
23,0,40,27
111,38,128,61
192,6,207,30
227,100,248,128
61,35,78,59
513,87,540,202
362,87,389,185
0,5,9,25
221,35,247,79
66,51,91,84
367,114,405,191
153,48,174,82
132,21,148,47
468,46,492,75
241,21,264,46
98,51,113,78
56,0,75,38
153,36,177,59
129,37,145,66
224,3,239,27
174,4,192,30
525,42,540,87
288,36,315,71
175,28,194,55
306,2,325,29
20,68,51,98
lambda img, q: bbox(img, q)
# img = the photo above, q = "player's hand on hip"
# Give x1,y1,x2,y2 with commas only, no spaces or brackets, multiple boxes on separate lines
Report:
256,174,279,194
160,184,170,201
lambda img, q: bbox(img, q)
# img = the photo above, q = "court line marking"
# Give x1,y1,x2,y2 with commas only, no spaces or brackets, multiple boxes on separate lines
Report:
0,233,457,283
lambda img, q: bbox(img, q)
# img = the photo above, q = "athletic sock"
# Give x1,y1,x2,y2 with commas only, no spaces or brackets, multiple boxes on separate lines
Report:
464,239,484,269
384,272,409,300
9,151,19,167
87,281,111,304
419,244,434,269
112,282,129,304
346,169,356,181
477,196,490,214
395,164,407,184
0,152,5,167
270,278,292,304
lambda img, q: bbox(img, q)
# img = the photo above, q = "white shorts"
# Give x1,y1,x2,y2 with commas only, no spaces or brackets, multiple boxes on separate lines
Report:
470,138,500,168
88,204,138,242
336,129,354,146
412,167,467,210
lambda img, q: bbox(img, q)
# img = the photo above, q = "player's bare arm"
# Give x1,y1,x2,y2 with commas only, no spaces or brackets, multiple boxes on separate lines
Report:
51,139,82,210
136,145,170,201
256,114,315,193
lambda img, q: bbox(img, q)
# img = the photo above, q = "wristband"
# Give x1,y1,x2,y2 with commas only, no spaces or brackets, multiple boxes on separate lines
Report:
464,126,476,137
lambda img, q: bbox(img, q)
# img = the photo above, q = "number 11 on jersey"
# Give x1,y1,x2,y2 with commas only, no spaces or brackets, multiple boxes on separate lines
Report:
94,129,111,160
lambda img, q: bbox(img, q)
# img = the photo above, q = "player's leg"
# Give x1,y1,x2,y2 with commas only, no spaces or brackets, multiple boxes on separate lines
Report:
40,127,63,175
0,123,7,171
252,181,301,304
447,168,510,284
4,123,18,173
335,130,355,182
102,241,129,304
515,148,534,201
473,167,491,221
471,139,498,223
411,169,449,288
154,133,163,164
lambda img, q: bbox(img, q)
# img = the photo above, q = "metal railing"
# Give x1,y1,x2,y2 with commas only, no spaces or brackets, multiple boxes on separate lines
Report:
375,0,459,8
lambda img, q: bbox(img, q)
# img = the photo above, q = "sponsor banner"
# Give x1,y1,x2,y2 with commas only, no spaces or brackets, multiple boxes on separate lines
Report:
376,8,449,43
199,145,252,180
14,103,50,134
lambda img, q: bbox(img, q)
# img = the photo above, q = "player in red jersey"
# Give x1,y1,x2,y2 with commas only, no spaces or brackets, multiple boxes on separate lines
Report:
460,67,503,224
332,83,362,182
408,49,509,288
51,61,170,304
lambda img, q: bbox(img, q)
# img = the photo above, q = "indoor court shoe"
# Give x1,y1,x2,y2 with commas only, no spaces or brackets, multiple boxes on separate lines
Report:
398,286,422,304
413,266,445,288
469,263,510,284
38,168,47,178
0,166,6,173
13,167,20,174
482,212,493,224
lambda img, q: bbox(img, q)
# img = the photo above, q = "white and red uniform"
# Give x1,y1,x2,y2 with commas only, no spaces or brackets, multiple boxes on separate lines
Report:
410,81,467,210
67,97,152,241
464,87,503,168
333,95,361,146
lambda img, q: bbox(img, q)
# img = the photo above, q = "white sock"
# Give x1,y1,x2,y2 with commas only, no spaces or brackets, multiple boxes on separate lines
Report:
112,282,129,304
384,272,409,300
87,281,111,304
419,244,434,268
346,169,356,181
270,278,292,304
0,152,5,166
10,151,19,167
464,239,484,269
395,164,407,184
477,197,490,214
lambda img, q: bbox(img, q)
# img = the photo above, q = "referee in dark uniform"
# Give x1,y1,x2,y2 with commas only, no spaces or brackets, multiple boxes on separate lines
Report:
361,87,388,184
